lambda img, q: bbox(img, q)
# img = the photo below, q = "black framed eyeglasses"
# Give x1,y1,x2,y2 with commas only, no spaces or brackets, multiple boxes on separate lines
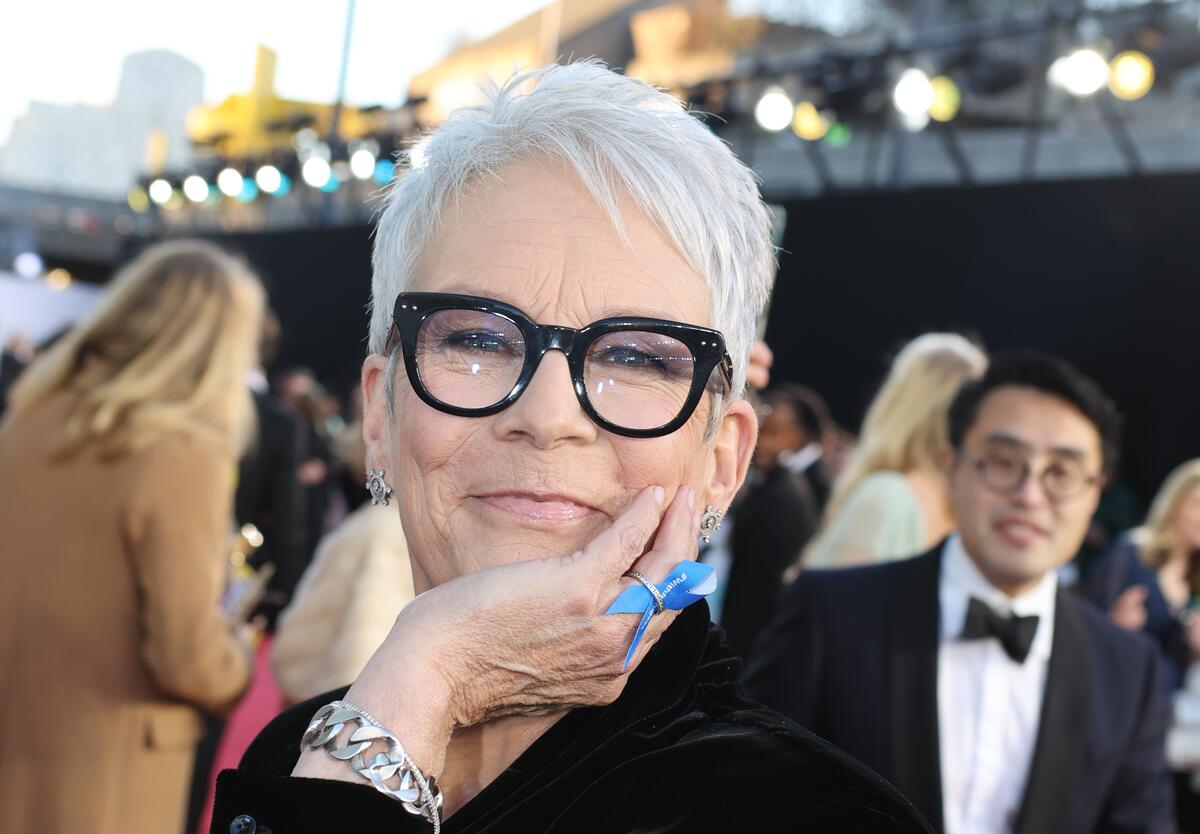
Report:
957,448,1101,503
384,292,734,438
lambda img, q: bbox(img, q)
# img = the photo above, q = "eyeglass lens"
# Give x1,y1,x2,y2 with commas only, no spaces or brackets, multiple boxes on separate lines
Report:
413,308,698,431
977,448,1088,499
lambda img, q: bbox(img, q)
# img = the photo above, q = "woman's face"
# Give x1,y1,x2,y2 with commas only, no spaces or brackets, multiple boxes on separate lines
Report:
362,158,757,590
1174,484,1200,551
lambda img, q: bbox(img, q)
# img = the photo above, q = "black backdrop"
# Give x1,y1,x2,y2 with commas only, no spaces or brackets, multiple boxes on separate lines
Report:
201,224,376,402
195,171,1200,504
765,171,1200,503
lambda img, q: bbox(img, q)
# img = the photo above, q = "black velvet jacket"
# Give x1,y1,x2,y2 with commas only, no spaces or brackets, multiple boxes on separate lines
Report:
211,603,932,833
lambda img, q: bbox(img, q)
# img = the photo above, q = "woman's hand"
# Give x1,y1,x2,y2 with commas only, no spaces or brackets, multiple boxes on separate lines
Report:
293,484,700,780
746,340,773,391
1109,585,1149,632
1183,609,1200,656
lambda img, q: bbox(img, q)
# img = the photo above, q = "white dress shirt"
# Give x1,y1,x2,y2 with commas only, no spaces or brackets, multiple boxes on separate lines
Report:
938,535,1057,834
780,442,823,474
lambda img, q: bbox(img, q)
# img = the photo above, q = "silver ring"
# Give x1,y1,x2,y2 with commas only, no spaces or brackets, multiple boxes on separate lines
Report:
624,570,665,614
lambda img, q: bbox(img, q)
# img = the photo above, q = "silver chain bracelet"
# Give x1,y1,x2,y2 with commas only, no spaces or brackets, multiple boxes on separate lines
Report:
301,700,443,832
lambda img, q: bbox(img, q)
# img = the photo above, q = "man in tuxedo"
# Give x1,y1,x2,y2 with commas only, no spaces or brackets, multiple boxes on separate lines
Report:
773,383,834,514
721,389,821,657
745,352,1172,834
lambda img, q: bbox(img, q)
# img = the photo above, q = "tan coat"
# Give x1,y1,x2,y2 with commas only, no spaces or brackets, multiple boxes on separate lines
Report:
0,391,252,834
271,502,414,703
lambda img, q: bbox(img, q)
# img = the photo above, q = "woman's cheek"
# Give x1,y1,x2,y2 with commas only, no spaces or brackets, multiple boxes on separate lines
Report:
611,434,700,494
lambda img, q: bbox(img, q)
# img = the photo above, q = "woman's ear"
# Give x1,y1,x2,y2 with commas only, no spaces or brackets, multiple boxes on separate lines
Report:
703,398,758,512
361,354,391,468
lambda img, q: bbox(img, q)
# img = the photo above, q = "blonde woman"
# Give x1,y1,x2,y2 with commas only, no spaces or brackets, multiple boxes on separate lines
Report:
803,333,987,569
0,240,263,834
1084,459,1200,690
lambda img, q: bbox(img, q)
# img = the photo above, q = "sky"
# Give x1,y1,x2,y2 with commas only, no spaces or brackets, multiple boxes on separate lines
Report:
0,0,549,144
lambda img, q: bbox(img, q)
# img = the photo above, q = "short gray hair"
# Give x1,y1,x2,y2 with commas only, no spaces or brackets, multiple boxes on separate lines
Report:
370,60,776,398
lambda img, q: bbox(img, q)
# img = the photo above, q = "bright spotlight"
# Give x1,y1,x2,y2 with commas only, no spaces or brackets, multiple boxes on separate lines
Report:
1109,50,1154,101
824,122,853,148
791,101,829,141
217,168,244,198
929,76,961,122
755,87,794,132
1050,49,1110,97
893,68,934,117
45,268,72,291
13,252,43,278
255,165,283,194
302,156,332,188
127,186,150,213
235,180,259,203
182,175,209,203
292,127,319,151
372,158,396,186
900,110,930,132
350,148,376,180
148,179,173,205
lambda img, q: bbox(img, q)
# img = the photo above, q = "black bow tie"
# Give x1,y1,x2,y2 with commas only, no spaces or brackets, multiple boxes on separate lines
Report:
959,597,1040,664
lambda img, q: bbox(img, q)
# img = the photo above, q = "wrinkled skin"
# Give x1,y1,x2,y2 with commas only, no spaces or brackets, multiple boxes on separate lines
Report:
292,157,757,814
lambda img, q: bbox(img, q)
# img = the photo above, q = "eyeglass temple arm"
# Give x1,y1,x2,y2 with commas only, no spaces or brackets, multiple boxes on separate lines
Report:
719,354,734,391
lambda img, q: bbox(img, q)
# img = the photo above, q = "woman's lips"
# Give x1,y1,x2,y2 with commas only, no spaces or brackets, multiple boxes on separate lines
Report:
475,493,600,523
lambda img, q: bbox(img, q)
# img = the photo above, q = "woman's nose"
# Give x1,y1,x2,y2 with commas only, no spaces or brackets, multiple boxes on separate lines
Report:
491,351,597,449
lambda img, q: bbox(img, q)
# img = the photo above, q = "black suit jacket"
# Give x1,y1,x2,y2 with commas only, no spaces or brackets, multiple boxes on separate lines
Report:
799,456,832,515
210,602,933,833
722,466,817,659
744,543,1174,834
235,392,307,607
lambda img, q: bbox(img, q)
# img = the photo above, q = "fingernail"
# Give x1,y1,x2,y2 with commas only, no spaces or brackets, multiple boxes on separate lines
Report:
652,485,666,506
687,487,696,511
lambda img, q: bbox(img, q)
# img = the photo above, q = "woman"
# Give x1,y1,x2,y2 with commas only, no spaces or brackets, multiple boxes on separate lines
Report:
0,241,262,834
210,63,930,833
803,333,986,569
1084,459,1200,690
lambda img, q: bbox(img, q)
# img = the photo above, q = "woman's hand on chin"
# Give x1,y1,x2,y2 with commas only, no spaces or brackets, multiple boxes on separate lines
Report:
292,484,699,781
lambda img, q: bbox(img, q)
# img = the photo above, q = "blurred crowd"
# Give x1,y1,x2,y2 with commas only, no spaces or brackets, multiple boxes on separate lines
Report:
1,239,1196,833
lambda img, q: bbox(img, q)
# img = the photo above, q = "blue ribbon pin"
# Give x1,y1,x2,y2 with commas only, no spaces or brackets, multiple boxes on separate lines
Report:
605,560,716,669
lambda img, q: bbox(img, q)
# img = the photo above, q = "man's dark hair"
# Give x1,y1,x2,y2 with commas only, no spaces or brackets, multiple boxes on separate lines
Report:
947,350,1122,474
764,384,831,438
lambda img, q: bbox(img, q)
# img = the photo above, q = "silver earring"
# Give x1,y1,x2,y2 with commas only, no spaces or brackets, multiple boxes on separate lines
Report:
699,505,723,544
365,468,393,507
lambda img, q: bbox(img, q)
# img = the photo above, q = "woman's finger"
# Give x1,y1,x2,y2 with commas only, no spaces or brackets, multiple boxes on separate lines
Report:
583,485,666,580
631,485,699,583
603,486,706,663
623,609,681,671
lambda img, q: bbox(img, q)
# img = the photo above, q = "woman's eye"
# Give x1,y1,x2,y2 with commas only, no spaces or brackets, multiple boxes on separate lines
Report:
598,346,660,366
594,346,689,379
443,331,514,353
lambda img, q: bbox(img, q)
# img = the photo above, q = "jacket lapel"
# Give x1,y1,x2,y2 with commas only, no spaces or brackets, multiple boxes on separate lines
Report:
889,546,945,833
1015,591,1090,834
